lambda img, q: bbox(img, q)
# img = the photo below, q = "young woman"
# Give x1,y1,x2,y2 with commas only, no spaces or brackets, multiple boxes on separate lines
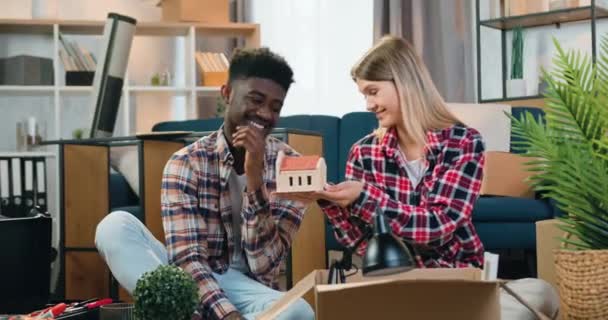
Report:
278,36,561,319
287,35,486,268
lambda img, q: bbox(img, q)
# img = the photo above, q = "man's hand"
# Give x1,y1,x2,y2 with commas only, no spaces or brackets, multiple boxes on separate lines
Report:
223,311,246,320
232,124,265,191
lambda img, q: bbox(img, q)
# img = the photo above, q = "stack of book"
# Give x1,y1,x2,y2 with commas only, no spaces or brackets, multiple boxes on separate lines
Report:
195,51,229,86
58,34,96,85
58,34,97,72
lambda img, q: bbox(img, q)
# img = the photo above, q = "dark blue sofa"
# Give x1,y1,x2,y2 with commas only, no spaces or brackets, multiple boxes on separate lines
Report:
110,107,554,263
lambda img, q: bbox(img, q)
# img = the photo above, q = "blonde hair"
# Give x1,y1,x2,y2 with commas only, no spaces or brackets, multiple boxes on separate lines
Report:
351,35,459,145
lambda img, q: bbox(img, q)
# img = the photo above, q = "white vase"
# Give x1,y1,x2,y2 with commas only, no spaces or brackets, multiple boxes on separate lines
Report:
507,79,527,97
31,0,58,19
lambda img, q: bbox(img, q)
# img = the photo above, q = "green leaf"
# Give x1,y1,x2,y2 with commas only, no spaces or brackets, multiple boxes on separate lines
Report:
511,35,608,250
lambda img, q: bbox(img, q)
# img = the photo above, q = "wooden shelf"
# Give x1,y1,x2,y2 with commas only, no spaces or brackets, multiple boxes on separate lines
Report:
0,19,54,34
481,96,545,108
480,6,608,30
59,86,93,93
0,151,56,157
195,86,221,92
0,86,54,94
0,19,259,37
128,86,190,93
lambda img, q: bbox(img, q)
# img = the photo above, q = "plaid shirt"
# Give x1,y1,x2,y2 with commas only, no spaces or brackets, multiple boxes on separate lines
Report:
321,124,485,268
161,128,306,320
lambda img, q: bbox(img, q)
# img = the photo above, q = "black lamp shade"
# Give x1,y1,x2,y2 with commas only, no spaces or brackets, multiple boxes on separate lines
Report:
362,232,415,276
362,211,415,276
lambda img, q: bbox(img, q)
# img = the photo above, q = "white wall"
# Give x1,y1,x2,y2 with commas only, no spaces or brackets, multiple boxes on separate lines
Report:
248,0,374,117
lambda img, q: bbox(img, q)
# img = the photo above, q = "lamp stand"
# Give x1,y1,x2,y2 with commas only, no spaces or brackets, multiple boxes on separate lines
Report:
327,225,372,284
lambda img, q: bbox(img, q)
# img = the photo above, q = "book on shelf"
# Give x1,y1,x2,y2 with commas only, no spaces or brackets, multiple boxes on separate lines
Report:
195,51,229,86
58,33,97,72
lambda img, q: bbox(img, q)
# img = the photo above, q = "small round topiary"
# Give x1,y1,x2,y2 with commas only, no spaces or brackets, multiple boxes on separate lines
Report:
133,265,199,320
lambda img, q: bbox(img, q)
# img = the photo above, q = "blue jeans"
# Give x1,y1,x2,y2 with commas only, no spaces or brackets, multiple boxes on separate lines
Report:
95,211,314,320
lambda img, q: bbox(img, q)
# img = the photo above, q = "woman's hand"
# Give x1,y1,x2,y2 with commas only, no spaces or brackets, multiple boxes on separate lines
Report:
317,180,364,207
271,191,321,205
272,181,365,208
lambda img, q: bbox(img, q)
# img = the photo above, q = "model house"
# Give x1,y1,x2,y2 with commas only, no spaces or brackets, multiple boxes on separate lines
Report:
276,151,326,193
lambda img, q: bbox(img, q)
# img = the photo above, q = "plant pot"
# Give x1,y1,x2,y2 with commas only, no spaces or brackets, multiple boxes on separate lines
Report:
507,79,527,97
554,249,608,319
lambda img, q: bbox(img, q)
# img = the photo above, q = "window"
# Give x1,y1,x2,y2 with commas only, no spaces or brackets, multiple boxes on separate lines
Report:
289,176,293,186
307,175,312,185
298,176,302,185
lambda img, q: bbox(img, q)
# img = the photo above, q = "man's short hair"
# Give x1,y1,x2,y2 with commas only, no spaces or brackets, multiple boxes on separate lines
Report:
229,47,294,91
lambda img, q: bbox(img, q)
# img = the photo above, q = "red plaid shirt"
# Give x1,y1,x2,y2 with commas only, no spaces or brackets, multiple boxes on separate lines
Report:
321,124,485,268
161,129,306,320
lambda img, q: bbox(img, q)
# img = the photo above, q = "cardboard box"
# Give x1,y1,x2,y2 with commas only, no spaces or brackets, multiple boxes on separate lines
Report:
201,71,228,86
507,0,549,16
257,268,548,320
549,0,580,10
536,219,567,289
157,0,229,23
481,151,535,198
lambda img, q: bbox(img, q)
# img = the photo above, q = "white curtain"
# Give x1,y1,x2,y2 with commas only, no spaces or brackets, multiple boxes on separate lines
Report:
374,0,476,103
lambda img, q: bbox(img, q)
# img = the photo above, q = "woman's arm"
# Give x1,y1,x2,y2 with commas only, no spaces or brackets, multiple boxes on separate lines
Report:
347,135,485,248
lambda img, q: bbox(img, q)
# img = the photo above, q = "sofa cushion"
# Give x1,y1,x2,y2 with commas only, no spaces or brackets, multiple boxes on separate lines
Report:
510,107,546,154
475,222,537,249
338,112,377,180
112,206,143,222
278,115,340,183
109,171,138,209
473,197,553,222
447,103,511,152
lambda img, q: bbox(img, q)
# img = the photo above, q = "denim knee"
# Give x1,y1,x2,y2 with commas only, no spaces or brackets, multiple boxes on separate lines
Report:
285,298,314,320
95,210,137,253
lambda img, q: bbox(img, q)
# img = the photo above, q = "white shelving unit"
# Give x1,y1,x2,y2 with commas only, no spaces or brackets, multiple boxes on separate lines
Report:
0,20,260,291
0,19,260,146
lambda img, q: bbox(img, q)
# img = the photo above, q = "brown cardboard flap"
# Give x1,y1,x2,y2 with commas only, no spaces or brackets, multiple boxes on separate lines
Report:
315,280,501,320
481,151,535,198
323,267,482,290
256,270,319,320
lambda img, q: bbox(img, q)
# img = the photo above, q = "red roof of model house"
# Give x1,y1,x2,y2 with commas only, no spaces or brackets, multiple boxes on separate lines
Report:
280,155,321,171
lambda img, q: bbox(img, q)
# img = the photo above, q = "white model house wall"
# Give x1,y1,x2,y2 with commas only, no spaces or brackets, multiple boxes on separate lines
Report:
276,158,326,192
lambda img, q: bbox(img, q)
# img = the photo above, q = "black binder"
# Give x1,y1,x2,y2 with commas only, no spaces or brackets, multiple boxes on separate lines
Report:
35,157,47,213
22,158,36,216
0,158,9,217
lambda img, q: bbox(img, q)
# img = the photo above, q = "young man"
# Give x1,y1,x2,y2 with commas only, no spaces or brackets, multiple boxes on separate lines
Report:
95,48,314,320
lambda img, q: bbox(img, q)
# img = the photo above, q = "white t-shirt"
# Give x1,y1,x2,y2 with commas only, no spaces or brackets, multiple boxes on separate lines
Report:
397,147,426,188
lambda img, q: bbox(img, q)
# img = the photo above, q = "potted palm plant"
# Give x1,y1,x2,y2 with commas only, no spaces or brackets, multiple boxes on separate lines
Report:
510,36,608,319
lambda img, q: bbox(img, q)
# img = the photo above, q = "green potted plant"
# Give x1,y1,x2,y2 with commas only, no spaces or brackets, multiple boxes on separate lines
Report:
133,265,200,320
510,36,608,319
507,26,527,97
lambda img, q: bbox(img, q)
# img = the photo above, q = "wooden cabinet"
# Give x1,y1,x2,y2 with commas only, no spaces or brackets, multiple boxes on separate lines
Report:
54,129,326,301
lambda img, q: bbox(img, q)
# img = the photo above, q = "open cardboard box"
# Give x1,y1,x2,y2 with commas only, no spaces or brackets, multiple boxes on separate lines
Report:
258,268,549,320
